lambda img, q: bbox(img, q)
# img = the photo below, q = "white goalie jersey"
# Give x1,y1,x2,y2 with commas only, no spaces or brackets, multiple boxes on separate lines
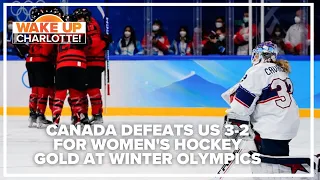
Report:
222,62,300,140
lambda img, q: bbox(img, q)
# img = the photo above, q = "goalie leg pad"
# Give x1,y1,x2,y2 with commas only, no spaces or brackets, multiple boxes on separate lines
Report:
250,152,319,180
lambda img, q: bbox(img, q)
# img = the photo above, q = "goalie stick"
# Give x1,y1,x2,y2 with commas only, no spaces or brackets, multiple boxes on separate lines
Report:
215,136,248,179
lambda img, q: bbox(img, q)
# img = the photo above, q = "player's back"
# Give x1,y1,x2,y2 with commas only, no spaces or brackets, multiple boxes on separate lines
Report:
85,17,106,67
250,63,299,140
56,43,86,69
26,40,54,63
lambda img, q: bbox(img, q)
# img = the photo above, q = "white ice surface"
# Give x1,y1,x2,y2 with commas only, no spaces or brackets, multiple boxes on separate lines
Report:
0,116,319,180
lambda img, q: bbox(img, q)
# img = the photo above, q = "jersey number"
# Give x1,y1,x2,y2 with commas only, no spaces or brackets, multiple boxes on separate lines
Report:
270,78,293,109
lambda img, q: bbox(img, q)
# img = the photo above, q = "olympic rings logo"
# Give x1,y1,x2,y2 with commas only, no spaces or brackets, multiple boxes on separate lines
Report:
22,70,31,88
10,0,45,22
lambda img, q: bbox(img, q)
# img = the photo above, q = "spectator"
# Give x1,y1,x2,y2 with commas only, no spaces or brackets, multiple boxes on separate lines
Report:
215,28,226,51
115,26,143,55
214,16,226,32
270,25,286,55
0,16,18,55
170,26,192,55
285,9,310,55
202,31,225,55
142,19,170,55
233,11,258,55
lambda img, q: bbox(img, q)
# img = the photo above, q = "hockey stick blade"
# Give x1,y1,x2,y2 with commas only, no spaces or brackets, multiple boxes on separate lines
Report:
215,139,247,180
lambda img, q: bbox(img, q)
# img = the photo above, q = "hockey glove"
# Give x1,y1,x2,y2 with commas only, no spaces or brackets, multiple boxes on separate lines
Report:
222,114,254,140
102,34,112,50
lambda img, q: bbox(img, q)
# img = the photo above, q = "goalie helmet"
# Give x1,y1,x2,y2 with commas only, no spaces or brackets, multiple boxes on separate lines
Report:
251,41,278,66
73,8,91,22
30,7,44,22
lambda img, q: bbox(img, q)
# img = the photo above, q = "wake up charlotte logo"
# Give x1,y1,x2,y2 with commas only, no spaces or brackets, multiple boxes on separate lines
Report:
12,14,86,44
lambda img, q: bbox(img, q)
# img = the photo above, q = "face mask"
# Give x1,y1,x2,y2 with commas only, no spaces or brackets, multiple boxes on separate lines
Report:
294,16,301,24
215,22,222,28
152,25,160,31
180,31,186,37
124,31,131,38
243,17,249,23
8,24,13,30
219,34,225,41
275,32,281,36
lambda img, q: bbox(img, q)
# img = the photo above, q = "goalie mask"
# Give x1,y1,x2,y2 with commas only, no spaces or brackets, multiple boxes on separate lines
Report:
251,41,278,66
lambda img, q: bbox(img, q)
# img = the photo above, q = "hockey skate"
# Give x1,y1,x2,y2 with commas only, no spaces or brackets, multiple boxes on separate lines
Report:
71,116,81,126
89,114,103,125
28,109,37,128
71,117,81,126
36,114,53,128
71,113,87,126
80,113,90,125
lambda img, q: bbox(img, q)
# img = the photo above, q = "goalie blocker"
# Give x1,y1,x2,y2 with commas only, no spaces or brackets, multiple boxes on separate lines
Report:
249,151,320,180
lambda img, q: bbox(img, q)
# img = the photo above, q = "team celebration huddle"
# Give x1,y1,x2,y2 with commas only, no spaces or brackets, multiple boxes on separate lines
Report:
15,7,111,127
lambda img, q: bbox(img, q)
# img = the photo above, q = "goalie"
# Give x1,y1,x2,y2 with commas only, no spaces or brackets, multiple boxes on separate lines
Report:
221,41,319,179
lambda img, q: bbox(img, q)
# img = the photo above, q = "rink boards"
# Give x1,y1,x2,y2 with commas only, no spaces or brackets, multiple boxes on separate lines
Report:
0,55,319,117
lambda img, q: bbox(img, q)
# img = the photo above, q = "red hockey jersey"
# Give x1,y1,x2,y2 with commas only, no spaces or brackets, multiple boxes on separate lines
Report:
56,44,86,69
85,17,106,67
26,40,54,63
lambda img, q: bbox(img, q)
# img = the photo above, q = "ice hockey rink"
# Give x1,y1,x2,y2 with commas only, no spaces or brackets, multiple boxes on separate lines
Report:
0,116,319,180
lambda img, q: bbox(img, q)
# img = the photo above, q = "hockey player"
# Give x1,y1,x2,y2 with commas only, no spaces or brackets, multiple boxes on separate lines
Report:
45,7,63,117
73,8,111,124
221,41,319,178
52,14,87,126
222,41,299,155
26,8,54,128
